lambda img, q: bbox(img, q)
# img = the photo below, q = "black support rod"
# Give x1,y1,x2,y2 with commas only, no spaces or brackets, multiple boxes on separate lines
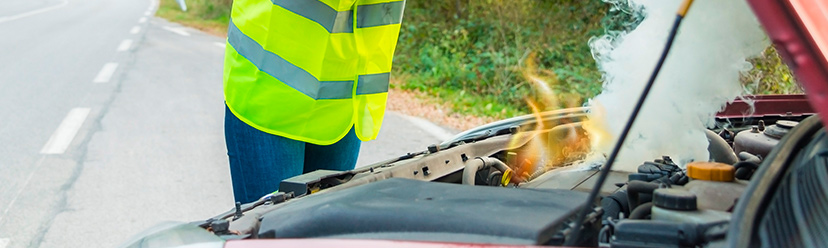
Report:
564,0,695,245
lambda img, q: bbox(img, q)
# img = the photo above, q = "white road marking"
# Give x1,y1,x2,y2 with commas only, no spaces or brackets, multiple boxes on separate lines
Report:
394,112,455,141
117,39,133,51
163,26,191,36
40,108,91,154
0,0,68,24
147,0,157,13
130,26,141,34
0,238,9,248
139,17,147,23
93,63,118,83
213,42,225,48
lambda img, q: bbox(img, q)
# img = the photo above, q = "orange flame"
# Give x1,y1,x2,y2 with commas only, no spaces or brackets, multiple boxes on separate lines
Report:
506,53,609,181
582,100,615,154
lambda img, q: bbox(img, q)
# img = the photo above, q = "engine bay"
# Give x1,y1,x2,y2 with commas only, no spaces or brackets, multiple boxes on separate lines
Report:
165,96,821,248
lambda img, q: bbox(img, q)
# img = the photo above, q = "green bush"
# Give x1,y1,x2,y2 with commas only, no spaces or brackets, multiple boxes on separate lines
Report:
394,0,639,116
742,45,802,95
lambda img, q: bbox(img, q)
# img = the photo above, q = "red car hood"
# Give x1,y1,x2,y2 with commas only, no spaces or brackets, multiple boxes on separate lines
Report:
749,0,828,125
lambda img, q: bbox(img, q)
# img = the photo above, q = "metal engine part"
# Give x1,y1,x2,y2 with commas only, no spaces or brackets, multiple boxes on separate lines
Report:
734,120,799,158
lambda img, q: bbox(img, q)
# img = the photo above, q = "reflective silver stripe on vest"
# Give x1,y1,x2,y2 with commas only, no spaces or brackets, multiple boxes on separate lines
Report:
356,0,405,28
357,73,390,95
319,80,355,99
271,0,353,33
228,21,354,100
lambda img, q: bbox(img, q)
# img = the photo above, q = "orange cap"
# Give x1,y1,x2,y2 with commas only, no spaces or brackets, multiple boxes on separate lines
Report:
686,162,734,182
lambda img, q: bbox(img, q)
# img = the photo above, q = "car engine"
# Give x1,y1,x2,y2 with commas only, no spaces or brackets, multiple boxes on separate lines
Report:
128,96,822,248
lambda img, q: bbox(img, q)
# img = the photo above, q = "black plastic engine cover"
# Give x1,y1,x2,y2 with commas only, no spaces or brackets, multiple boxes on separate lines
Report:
258,178,590,245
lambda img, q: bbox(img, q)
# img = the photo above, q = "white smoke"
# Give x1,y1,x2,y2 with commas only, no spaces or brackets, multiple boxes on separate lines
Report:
586,0,768,171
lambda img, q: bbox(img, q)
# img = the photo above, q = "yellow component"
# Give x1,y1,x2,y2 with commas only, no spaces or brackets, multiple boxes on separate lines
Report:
686,162,734,182
501,169,513,186
677,0,694,17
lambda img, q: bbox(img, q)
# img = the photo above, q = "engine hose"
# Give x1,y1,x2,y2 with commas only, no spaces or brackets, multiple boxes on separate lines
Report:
487,171,503,186
462,157,513,186
461,158,485,185
487,157,512,175
627,181,661,210
733,161,759,180
601,190,630,221
629,202,654,220
737,152,762,164
669,172,689,185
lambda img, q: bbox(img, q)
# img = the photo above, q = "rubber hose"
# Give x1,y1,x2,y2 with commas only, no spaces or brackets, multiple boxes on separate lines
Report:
462,157,512,185
733,161,759,180
735,167,753,180
676,175,689,185
487,171,503,186
483,157,511,173
601,190,629,221
601,197,622,222
669,173,689,185
462,158,487,185
737,152,762,164
707,129,739,164
627,181,661,210
629,202,654,220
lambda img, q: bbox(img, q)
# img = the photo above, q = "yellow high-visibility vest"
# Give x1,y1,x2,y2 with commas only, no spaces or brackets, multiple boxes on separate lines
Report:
223,0,405,145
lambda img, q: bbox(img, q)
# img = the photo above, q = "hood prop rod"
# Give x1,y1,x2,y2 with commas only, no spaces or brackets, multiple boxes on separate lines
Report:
564,0,695,245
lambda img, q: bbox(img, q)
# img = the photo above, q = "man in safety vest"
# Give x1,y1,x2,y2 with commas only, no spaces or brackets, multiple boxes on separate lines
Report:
223,0,405,203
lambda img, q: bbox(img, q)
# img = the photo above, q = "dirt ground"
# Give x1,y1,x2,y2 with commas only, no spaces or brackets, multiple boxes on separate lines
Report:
386,87,498,132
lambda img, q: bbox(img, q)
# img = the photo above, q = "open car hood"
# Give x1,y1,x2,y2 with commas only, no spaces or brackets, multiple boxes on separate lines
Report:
748,0,828,125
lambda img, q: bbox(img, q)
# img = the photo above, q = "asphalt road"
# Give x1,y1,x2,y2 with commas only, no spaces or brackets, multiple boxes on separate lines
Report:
0,1,456,247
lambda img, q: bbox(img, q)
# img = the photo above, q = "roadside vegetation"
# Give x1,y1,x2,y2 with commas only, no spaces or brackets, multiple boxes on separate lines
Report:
156,0,231,36
742,46,802,95
157,0,800,120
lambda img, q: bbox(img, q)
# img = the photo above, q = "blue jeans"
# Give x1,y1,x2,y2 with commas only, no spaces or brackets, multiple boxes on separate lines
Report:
224,105,361,203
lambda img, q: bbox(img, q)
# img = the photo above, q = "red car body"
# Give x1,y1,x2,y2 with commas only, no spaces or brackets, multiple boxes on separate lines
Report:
749,0,828,125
